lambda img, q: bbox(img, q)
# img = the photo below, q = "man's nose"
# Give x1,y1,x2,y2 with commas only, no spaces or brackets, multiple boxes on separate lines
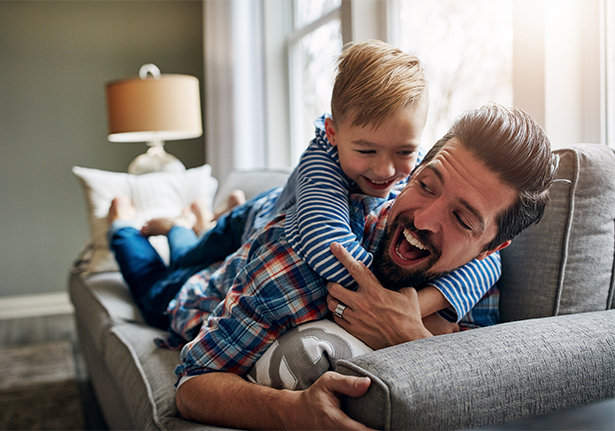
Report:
413,200,442,233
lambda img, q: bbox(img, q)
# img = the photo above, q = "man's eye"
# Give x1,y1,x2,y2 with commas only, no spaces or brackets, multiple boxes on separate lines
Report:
454,212,472,231
419,181,432,194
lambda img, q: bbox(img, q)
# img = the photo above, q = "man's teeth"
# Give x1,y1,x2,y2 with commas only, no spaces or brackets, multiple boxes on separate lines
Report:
395,228,427,260
403,229,426,250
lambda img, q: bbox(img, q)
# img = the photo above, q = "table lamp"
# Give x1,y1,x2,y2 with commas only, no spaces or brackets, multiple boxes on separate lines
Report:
105,64,202,175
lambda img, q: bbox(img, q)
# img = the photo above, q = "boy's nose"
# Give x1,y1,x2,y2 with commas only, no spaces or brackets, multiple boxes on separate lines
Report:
373,158,395,179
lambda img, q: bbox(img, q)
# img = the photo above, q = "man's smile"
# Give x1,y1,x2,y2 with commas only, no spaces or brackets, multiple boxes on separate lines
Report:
396,228,429,260
388,216,439,269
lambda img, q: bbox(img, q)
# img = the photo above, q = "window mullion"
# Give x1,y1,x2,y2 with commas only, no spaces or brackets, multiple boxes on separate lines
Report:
288,7,341,43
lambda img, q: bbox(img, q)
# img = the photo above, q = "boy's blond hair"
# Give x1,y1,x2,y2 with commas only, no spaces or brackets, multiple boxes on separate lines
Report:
331,40,427,128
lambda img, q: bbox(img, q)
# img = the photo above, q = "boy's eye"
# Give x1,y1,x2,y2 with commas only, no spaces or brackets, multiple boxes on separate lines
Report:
398,150,415,156
357,150,376,155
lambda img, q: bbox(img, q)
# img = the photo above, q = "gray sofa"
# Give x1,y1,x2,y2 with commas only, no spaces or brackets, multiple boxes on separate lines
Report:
69,144,615,430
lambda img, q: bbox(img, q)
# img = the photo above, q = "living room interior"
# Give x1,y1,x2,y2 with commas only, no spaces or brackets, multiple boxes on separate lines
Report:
0,0,614,430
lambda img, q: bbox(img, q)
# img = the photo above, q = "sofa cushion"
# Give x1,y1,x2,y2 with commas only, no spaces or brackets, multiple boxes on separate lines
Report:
499,144,615,321
73,165,218,274
337,310,615,430
69,271,144,354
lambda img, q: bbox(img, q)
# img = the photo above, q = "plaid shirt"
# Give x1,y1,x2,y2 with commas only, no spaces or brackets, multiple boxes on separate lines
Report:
172,193,389,380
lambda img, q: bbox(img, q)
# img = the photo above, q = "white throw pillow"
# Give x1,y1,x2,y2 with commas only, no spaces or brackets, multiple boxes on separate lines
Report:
73,165,218,274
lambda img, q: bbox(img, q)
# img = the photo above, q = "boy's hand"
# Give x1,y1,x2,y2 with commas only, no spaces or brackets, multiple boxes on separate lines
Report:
327,243,432,349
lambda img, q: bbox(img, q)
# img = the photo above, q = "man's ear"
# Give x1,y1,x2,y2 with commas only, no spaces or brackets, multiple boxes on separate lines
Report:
324,117,338,147
476,239,512,260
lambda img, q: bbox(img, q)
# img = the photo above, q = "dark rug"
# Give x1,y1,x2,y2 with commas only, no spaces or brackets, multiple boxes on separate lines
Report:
0,340,85,430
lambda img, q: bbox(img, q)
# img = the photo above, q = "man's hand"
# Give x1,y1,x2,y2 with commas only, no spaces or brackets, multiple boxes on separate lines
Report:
294,372,373,430
327,242,432,349
177,371,373,430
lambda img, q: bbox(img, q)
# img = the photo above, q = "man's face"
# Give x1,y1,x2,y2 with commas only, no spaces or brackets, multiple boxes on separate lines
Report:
326,103,426,198
374,137,516,289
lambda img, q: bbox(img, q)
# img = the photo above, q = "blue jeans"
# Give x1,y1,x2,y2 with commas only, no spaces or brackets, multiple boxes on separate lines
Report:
109,201,254,329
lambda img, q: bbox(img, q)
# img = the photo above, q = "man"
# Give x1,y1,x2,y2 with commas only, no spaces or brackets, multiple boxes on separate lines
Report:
176,104,557,429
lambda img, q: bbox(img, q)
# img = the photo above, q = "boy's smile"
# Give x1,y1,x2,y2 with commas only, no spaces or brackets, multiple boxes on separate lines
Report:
325,103,427,198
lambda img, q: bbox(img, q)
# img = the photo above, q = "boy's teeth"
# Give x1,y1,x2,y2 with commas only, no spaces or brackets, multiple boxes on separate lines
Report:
403,228,426,250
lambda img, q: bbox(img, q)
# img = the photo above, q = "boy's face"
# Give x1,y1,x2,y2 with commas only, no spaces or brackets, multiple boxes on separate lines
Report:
325,103,427,198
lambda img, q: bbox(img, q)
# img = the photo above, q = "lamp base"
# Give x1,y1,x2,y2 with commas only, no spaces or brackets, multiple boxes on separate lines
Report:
127,145,185,175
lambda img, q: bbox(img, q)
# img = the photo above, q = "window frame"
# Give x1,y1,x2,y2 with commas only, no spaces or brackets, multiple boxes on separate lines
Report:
262,0,386,170
287,2,342,165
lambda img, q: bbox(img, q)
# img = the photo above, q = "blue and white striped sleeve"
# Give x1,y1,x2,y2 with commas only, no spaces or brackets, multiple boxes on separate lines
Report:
285,147,373,289
429,251,501,322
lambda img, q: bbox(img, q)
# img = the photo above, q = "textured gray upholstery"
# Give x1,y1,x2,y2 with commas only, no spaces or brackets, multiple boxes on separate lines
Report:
499,144,615,321
70,153,615,430
337,310,615,430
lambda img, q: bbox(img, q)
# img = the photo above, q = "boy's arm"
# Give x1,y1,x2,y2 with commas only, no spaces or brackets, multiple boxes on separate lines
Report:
427,252,502,322
416,285,451,317
288,146,375,288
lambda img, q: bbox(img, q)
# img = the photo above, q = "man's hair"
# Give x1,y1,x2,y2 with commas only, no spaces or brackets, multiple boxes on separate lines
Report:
421,104,558,251
330,40,427,128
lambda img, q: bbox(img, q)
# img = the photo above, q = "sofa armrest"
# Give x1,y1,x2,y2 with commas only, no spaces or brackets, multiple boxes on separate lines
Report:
336,310,615,430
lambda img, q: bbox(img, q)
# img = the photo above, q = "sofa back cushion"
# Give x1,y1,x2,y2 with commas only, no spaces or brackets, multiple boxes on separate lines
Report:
499,144,615,321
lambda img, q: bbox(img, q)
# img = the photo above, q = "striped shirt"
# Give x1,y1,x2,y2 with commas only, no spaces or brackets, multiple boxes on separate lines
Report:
277,115,501,322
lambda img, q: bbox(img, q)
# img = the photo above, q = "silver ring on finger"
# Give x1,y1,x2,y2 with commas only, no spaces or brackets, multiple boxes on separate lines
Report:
334,303,347,319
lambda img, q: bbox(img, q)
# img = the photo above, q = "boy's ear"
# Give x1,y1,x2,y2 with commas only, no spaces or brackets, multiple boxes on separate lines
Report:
324,117,338,147
476,239,511,261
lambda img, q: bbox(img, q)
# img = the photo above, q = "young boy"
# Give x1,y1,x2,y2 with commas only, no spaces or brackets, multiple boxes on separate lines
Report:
109,40,499,344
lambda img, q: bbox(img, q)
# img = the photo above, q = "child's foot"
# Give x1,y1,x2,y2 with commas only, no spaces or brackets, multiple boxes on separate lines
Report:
108,196,136,223
213,189,246,221
191,199,215,235
141,208,196,237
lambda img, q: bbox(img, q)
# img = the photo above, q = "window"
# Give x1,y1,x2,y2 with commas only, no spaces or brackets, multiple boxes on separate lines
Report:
288,0,343,164
389,0,514,148
606,0,615,148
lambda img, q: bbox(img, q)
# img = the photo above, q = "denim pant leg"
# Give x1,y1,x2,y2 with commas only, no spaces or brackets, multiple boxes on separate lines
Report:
170,199,255,269
167,226,199,268
109,225,196,330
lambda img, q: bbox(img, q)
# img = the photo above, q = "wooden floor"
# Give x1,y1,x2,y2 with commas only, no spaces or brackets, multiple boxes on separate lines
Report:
0,313,108,430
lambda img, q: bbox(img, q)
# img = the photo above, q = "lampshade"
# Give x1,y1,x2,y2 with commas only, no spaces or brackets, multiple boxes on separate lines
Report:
106,67,202,143
105,64,202,175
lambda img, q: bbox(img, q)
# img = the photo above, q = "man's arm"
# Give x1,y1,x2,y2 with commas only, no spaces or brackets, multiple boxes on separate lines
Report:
326,242,433,349
176,371,373,430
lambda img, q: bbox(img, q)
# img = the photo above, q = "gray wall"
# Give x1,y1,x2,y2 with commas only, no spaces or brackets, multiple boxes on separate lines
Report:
0,1,204,297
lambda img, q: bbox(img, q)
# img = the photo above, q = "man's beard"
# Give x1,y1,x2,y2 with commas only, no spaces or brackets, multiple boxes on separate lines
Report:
372,216,446,291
